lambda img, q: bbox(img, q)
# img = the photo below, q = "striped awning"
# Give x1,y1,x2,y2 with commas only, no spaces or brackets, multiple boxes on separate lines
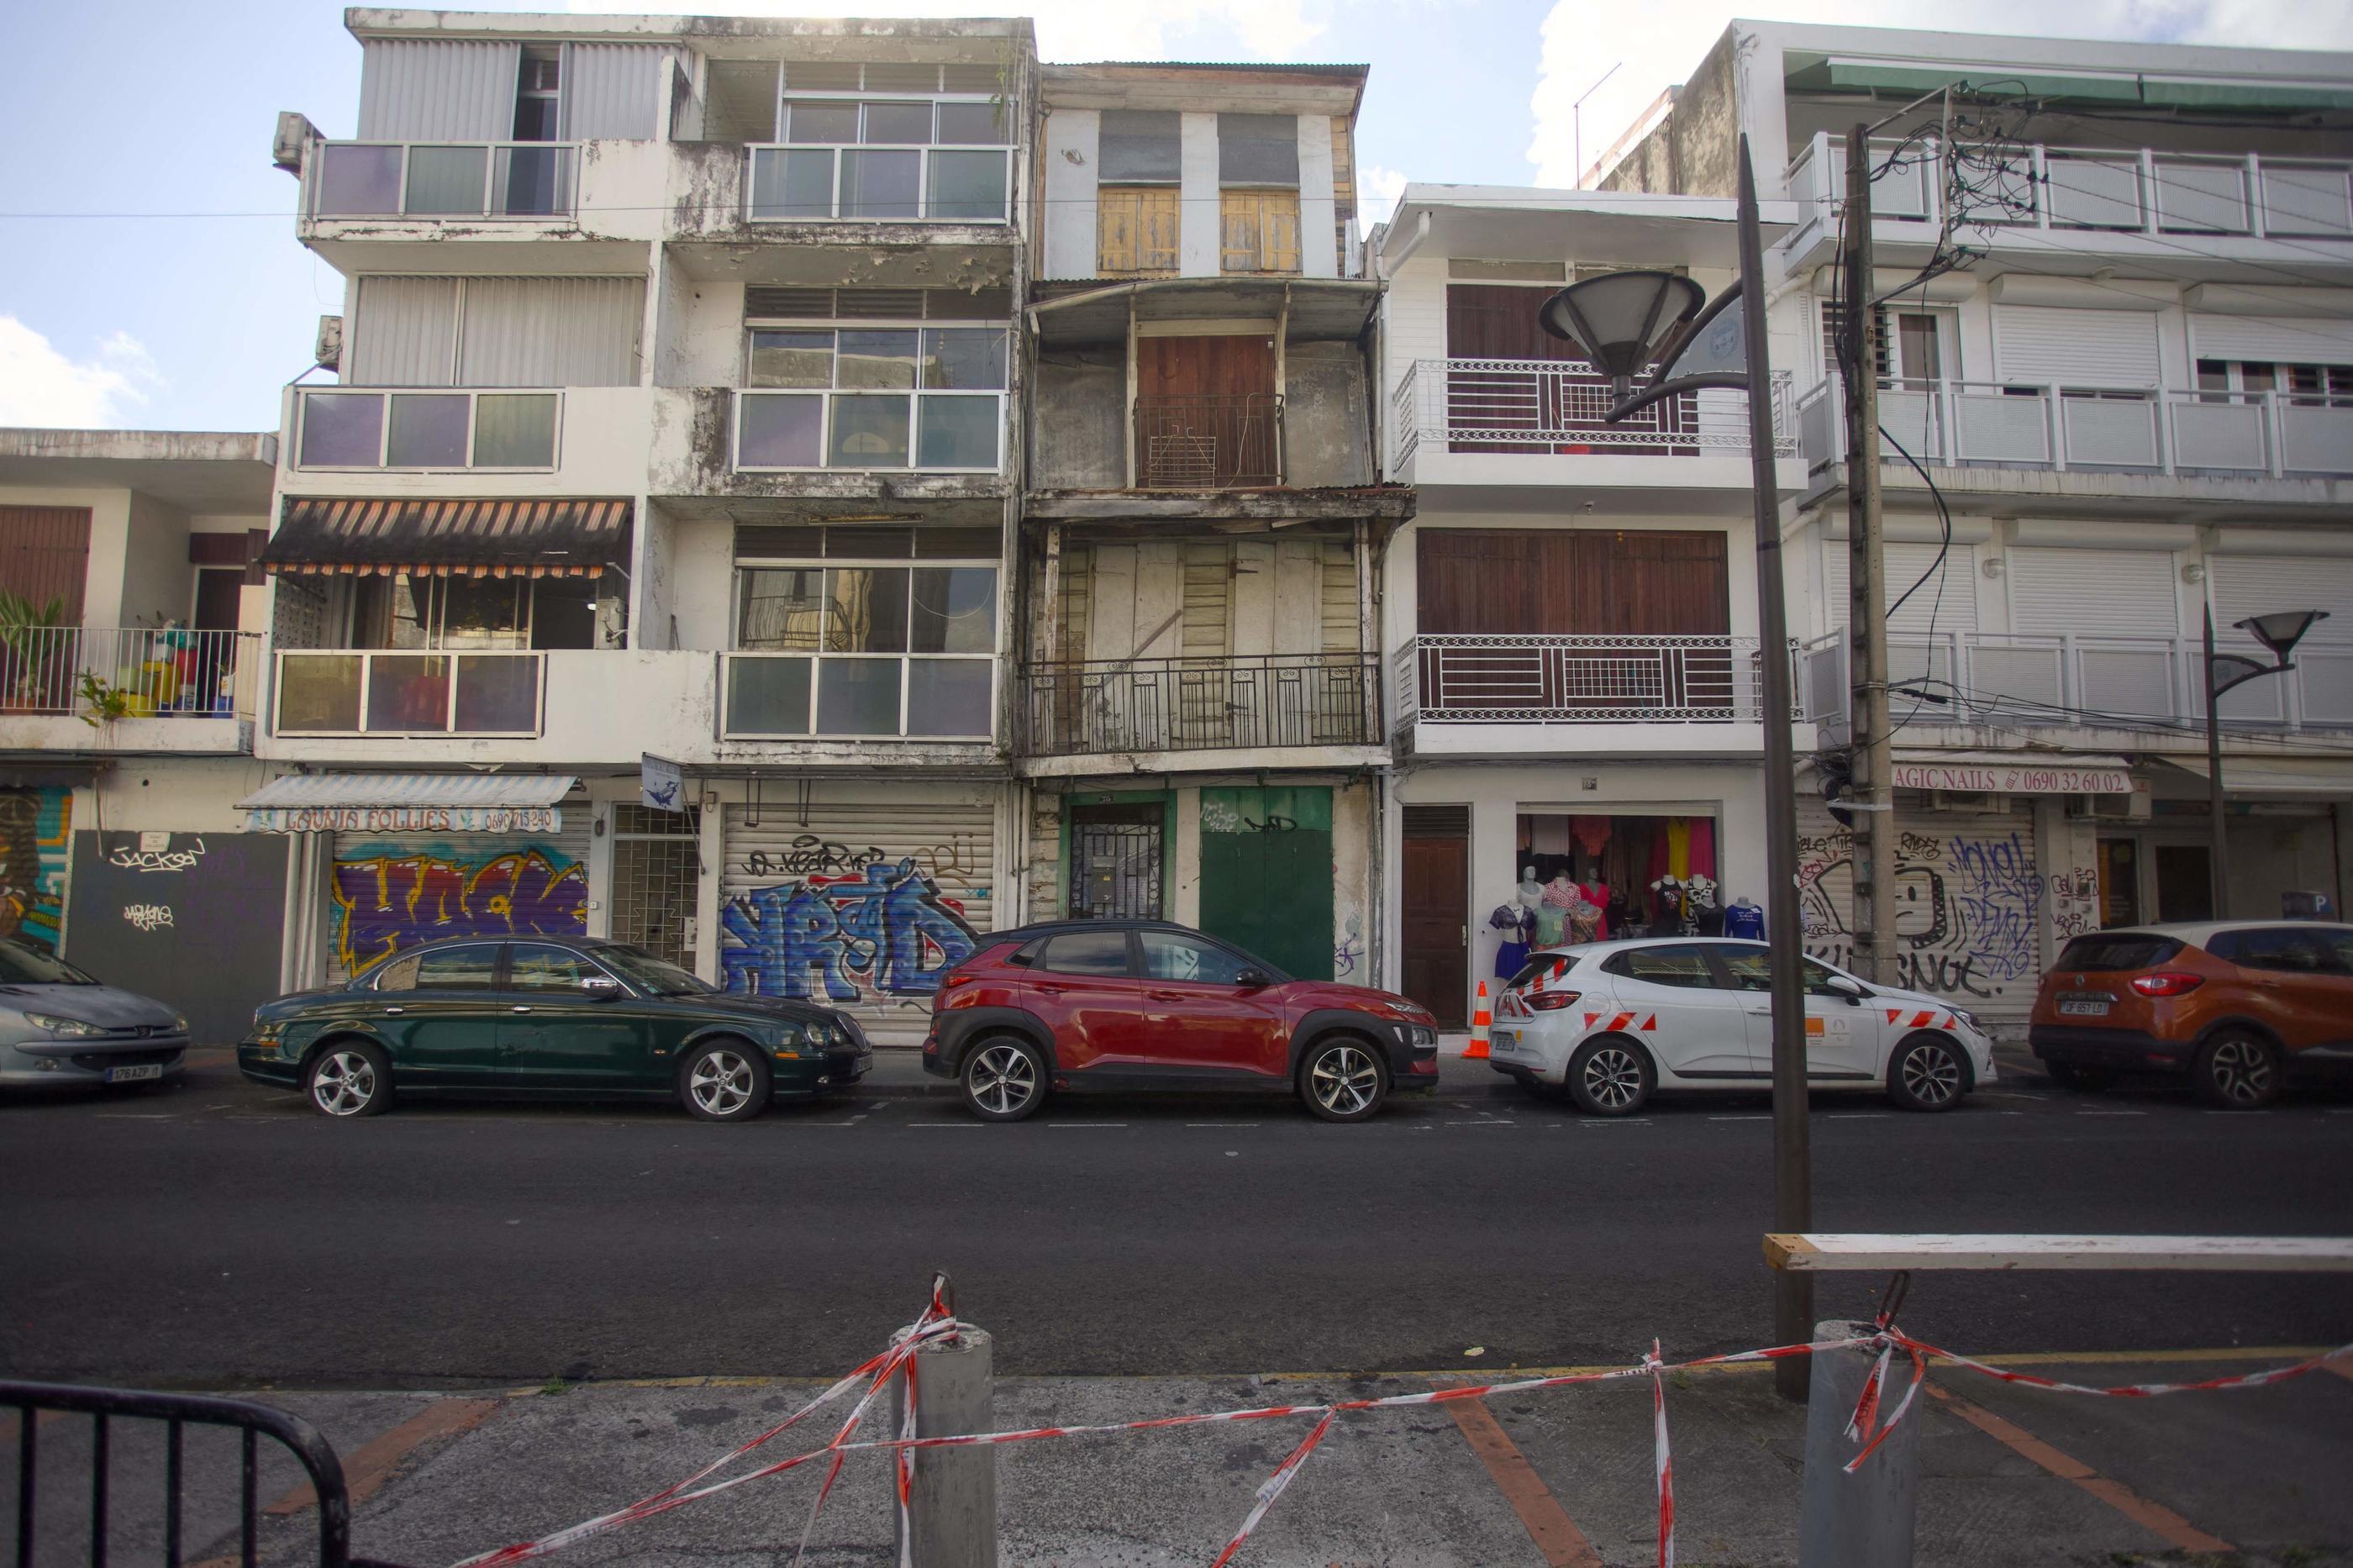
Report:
259,498,632,578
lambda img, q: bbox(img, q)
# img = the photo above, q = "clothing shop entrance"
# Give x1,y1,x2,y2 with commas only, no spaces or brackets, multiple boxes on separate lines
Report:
1489,811,1753,981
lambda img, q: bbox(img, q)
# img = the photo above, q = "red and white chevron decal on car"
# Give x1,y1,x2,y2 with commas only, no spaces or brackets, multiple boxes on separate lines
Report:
1581,1012,1654,1032
1886,1008,1958,1029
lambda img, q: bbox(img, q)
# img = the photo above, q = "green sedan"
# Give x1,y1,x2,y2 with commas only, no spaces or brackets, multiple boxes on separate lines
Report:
238,938,871,1122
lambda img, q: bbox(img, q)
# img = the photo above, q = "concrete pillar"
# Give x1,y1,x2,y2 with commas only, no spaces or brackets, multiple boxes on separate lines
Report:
887,1325,997,1568
1798,1319,1918,1567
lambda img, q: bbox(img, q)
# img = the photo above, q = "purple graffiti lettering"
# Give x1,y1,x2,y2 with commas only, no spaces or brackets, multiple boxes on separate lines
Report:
333,850,586,972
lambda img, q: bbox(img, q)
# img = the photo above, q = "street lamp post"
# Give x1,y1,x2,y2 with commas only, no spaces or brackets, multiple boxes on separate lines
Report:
1538,134,1816,1399
2203,604,2327,920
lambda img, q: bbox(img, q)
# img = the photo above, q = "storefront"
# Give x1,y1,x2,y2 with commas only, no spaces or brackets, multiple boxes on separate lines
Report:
2106,757,2350,925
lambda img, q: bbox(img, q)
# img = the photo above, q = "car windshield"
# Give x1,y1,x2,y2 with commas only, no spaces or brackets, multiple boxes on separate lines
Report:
0,941,97,986
596,944,716,997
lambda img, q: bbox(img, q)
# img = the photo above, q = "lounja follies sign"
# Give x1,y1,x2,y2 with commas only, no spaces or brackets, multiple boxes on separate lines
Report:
245,806,562,834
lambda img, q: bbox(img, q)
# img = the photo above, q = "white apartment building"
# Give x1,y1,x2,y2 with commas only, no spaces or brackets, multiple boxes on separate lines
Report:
1598,22,2353,1026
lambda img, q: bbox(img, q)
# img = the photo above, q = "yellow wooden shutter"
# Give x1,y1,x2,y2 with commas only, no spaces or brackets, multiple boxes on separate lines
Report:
1220,190,1261,273
1098,189,1139,274
1261,191,1302,274
1136,187,1179,272
1101,187,1179,276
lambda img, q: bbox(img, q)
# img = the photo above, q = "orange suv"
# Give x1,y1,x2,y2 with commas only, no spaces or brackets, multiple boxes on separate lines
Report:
2029,922,2353,1108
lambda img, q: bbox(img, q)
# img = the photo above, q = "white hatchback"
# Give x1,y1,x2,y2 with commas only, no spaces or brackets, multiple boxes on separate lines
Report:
1484,937,1996,1114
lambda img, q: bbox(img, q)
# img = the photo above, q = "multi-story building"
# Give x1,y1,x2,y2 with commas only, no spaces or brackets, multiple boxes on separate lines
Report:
1598,22,2353,1027
1014,63,1412,984
0,428,280,1044
259,9,1039,1039
1371,187,1809,1029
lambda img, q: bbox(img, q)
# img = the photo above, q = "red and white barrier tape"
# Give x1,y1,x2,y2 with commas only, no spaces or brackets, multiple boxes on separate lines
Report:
452,1292,2351,1568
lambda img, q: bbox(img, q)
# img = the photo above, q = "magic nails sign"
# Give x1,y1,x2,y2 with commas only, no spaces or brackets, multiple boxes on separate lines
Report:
1889,761,2133,796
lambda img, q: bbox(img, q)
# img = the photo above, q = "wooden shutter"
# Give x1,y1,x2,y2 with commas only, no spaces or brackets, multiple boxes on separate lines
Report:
1415,529,1542,635
1219,190,1300,274
0,507,91,619
1319,539,1357,653
1445,284,1579,360
1578,530,1730,634
1098,187,1177,276
1181,543,1231,657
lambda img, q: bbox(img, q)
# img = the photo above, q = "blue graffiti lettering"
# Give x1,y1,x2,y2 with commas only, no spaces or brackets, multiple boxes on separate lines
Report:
720,859,980,1002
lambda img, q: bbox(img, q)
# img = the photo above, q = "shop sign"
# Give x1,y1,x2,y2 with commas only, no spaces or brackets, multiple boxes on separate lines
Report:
245,806,563,834
1891,762,2131,796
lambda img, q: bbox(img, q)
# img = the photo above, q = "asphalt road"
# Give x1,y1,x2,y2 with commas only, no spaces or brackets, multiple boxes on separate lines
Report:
4,1053,2350,1387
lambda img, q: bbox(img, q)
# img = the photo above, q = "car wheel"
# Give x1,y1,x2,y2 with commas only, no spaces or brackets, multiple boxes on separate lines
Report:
2193,1029,2282,1110
680,1039,770,1123
962,1037,1045,1123
307,1041,392,1118
2043,1060,2112,1092
1887,1034,1968,1112
1566,1037,1653,1116
1299,1036,1388,1123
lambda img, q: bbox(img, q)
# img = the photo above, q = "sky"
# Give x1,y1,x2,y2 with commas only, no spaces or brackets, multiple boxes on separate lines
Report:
3,0,2349,435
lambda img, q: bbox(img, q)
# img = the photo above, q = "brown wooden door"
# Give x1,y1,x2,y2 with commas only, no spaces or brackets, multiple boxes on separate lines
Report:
0,507,91,618
194,569,244,631
1401,813,1470,1029
1136,334,1275,398
1134,334,1279,487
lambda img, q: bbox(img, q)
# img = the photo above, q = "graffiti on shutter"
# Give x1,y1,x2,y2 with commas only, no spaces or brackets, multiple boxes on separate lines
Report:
325,820,592,983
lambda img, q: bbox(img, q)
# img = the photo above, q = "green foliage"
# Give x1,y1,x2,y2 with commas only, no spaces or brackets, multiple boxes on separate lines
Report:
77,673,134,729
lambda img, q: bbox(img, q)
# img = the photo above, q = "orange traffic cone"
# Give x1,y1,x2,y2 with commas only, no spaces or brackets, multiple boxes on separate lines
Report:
1464,980,1492,1059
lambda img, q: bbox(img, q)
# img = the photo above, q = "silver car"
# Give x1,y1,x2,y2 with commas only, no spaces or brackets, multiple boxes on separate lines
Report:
0,939,190,1092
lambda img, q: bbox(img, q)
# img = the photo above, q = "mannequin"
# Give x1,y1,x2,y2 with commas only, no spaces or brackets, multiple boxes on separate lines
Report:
1545,870,1598,945
1686,873,1722,937
1647,874,1686,939
1723,895,1766,941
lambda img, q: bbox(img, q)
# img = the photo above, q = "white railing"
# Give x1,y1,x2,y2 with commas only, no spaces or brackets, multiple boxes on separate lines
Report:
273,650,545,738
734,389,1003,472
1802,629,2353,735
0,629,258,722
1797,374,2353,478
1394,359,1797,460
1783,133,2353,241
308,141,576,219
294,388,562,471
1402,634,1792,723
745,145,1013,224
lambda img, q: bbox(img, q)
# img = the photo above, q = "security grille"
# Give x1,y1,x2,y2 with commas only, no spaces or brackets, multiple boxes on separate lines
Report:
611,802,701,967
1068,805,1163,919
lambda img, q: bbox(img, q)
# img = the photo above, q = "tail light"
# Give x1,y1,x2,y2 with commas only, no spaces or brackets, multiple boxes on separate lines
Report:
1525,990,1583,1012
2129,971,2205,998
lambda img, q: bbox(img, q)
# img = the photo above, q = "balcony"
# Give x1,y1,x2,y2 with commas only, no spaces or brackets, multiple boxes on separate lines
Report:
1134,395,1283,489
0,629,258,753
294,388,561,472
1796,375,2353,480
1802,629,2353,743
1392,359,1798,491
720,652,995,742
274,650,544,738
1019,655,1381,761
1392,634,1796,756
306,141,576,220
734,389,1003,474
745,145,1013,225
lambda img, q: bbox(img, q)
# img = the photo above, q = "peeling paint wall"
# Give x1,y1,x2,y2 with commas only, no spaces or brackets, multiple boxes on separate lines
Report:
1283,340,1372,488
1598,30,1740,197
1031,347,1127,488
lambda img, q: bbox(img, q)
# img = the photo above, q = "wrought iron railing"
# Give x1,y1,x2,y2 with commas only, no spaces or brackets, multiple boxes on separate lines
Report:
1401,634,1779,723
1133,394,1283,488
1020,654,1379,755
0,628,257,720
1392,360,1796,460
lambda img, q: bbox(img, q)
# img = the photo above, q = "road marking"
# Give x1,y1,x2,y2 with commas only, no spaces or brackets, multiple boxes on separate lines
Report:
1443,1391,1603,1566
1049,1122,1128,1128
94,1113,177,1120
909,1123,987,1129
1708,1114,1771,1122
2077,1110,2148,1117
1925,1384,2229,1553
1255,1344,2335,1383
1185,1123,1261,1128
1824,1113,1889,1120
264,1397,503,1516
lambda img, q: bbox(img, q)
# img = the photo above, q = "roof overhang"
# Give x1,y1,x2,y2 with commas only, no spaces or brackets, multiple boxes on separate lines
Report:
2151,755,2353,796
1029,278,1382,346
239,771,578,834
1381,188,1793,275
0,429,278,513
260,497,632,577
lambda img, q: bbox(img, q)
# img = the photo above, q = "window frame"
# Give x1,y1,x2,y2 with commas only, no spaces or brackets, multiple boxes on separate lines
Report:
745,86,1013,224
1035,928,1139,978
294,387,563,473
734,314,1008,474
1601,944,1718,990
377,942,503,992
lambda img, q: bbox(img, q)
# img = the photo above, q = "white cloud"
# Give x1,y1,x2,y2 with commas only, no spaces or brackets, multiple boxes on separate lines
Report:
1360,163,1408,228
563,0,1324,61
0,319,160,429
1528,0,2353,188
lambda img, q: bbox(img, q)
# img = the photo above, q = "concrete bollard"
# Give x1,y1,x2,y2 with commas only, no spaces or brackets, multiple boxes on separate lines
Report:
887,1323,997,1568
1798,1319,1919,1568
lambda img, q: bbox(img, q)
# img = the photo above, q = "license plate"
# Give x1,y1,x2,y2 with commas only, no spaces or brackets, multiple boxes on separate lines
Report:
1492,1031,1517,1049
2057,997,2110,1018
107,1063,162,1084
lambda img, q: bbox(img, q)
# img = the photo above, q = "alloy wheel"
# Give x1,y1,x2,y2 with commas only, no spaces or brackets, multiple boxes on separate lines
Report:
1581,1045,1645,1113
312,1050,376,1117
1900,1042,1963,1107
1308,1044,1379,1117
969,1044,1037,1117
2208,1039,2274,1106
689,1049,756,1117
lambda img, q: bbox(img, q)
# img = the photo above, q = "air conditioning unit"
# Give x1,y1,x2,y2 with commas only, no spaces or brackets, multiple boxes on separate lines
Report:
272,112,317,175
314,316,344,373
2069,790,2151,823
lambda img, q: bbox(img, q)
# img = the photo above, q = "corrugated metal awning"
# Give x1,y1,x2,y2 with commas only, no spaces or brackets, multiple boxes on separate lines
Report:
238,772,578,834
259,498,631,578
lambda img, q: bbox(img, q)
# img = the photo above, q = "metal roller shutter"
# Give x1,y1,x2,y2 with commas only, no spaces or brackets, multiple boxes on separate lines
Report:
2008,547,2179,636
718,787,998,1037
2188,314,2353,368
324,815,593,986
2209,555,2353,642
1797,795,2044,1023
1994,306,2160,385
1825,541,1979,634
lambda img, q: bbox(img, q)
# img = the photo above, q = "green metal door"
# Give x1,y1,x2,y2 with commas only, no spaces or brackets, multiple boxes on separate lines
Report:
1198,787,1334,981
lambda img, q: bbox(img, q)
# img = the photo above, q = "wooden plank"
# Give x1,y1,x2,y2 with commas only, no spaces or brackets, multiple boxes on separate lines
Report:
1763,1233,2353,1273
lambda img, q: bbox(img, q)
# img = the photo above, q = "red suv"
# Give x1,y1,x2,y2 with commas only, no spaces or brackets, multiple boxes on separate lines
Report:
921,920,1441,1122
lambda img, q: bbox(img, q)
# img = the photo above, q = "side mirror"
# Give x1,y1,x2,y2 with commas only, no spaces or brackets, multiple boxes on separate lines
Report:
582,975,623,1001
1826,975,1866,1004
1234,969,1271,989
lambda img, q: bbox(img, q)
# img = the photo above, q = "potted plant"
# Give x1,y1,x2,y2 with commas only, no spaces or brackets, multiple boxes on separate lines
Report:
0,590,71,713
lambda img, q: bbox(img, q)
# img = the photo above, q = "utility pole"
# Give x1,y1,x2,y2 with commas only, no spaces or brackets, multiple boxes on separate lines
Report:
1842,124,1898,987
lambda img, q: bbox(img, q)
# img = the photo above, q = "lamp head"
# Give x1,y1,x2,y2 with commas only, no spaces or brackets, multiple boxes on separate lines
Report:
1537,271,1706,396
2235,609,2327,661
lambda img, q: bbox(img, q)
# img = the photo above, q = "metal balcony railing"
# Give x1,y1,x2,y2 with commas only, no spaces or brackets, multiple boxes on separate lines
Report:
1392,359,1797,463
295,388,561,471
1133,394,1283,488
745,145,1014,223
0,628,257,720
1795,374,2353,478
308,141,576,219
1397,634,1783,724
1784,134,2353,241
273,650,545,737
1801,628,2353,738
1020,654,1379,755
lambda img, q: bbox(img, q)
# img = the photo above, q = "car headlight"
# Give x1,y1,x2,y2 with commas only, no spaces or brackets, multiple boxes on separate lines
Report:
252,1019,284,1044
1951,1008,1985,1035
171,1014,189,1035
24,1013,108,1039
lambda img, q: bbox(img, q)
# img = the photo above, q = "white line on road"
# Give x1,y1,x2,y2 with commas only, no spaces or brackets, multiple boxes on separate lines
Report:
909,1123,987,1129
1049,1122,1128,1128
1708,1114,1771,1122
1825,1113,1890,1120
1184,1123,1261,1128
2078,1110,2148,1117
